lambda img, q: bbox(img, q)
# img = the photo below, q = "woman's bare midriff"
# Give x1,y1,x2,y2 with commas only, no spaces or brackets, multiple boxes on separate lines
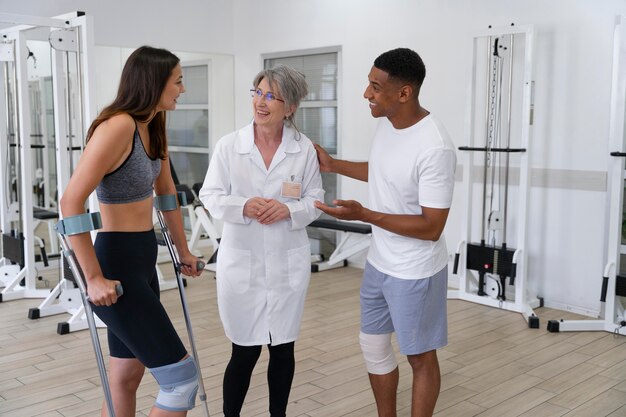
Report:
99,197,155,232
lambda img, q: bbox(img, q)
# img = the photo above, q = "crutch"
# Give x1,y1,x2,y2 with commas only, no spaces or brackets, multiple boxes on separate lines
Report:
55,212,123,417
153,193,210,416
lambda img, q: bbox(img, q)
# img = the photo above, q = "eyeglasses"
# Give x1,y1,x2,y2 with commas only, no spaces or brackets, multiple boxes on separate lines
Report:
250,88,284,103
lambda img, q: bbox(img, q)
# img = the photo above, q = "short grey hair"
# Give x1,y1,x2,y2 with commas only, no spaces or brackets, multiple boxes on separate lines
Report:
253,64,308,129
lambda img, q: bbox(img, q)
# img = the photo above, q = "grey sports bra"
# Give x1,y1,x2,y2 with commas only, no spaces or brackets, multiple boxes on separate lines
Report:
96,125,161,204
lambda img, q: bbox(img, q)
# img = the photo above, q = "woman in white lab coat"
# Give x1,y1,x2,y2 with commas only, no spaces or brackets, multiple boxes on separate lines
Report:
199,64,323,417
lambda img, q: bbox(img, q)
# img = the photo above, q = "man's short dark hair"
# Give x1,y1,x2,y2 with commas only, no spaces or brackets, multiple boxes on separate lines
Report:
374,48,426,90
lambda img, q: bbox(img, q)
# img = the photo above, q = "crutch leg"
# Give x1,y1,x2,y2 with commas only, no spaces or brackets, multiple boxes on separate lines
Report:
55,213,123,417
154,194,210,416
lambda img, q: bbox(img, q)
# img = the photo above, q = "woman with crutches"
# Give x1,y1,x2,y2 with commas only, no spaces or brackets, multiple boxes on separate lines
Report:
60,45,204,417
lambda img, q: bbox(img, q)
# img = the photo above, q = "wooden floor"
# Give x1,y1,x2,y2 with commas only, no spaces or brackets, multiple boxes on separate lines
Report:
1,264,626,416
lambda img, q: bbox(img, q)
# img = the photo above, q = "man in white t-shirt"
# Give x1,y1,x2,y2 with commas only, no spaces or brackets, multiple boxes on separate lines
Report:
314,48,456,417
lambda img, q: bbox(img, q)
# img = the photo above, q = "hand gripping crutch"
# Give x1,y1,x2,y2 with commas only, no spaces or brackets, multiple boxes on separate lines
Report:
55,213,123,417
154,193,210,416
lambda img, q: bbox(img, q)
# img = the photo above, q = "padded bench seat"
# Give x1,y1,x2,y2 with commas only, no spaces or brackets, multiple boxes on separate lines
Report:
308,218,371,272
33,207,58,220
33,207,60,255
309,219,372,234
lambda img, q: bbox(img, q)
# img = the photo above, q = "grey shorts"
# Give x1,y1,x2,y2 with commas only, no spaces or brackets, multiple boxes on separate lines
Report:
360,261,448,355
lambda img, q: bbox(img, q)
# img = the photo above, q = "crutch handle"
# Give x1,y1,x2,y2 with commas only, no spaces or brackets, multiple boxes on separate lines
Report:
85,283,124,302
177,261,206,272
177,261,205,273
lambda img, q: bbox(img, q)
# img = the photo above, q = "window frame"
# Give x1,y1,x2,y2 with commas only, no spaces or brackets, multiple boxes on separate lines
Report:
166,59,212,187
261,46,342,197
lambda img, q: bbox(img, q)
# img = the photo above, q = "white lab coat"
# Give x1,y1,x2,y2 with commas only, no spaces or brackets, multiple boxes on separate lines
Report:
199,122,324,346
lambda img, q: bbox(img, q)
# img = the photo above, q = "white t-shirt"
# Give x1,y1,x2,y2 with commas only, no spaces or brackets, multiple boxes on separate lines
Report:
367,115,456,280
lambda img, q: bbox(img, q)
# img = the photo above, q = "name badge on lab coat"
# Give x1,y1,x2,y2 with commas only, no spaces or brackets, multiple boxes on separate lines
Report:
281,177,302,199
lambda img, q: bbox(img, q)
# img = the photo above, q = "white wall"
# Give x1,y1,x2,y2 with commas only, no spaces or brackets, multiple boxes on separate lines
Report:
1,0,237,145
0,0,234,54
232,0,626,316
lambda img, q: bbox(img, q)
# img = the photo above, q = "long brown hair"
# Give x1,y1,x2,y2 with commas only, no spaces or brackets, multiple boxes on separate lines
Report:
86,46,180,159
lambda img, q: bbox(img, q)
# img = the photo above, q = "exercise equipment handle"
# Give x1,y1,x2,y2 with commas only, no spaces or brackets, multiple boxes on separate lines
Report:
600,276,609,302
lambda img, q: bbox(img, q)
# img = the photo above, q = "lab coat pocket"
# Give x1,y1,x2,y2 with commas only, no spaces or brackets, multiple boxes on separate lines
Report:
217,246,251,294
287,244,311,291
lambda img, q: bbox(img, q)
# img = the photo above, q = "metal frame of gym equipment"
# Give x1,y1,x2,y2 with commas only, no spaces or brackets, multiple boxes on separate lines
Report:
0,12,101,334
188,204,220,272
0,43,59,264
0,13,90,302
0,29,59,270
548,16,626,336
447,24,542,327
0,25,35,290
32,12,100,334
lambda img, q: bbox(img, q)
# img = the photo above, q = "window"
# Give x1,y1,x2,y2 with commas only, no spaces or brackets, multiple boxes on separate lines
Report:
263,47,340,206
166,62,210,188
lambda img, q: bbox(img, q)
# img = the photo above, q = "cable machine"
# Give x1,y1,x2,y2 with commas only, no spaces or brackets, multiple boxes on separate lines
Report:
448,24,542,327
30,12,100,334
548,16,626,336
0,16,58,302
0,12,100,335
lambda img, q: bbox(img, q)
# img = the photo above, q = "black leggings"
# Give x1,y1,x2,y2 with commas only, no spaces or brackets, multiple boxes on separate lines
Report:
223,342,295,417
92,230,187,369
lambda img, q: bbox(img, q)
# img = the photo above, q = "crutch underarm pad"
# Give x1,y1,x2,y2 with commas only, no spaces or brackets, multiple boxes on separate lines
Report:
55,212,102,236
154,193,186,211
